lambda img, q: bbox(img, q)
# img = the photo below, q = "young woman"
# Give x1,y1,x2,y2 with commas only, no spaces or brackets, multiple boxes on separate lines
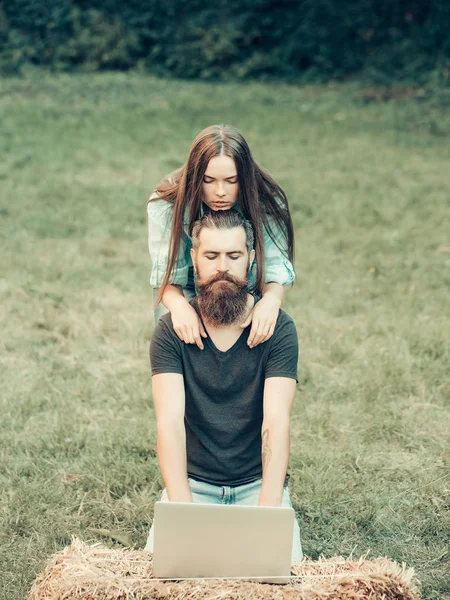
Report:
147,124,295,349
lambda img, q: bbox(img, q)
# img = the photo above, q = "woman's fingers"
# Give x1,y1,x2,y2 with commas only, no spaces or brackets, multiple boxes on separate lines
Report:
199,321,208,338
193,329,205,350
194,317,206,349
174,325,191,343
248,321,266,348
248,320,273,348
257,323,275,345
174,328,185,343
175,324,204,349
248,323,259,347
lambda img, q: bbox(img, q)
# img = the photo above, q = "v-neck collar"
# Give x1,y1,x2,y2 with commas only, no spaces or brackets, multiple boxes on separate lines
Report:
204,325,249,355
194,300,250,356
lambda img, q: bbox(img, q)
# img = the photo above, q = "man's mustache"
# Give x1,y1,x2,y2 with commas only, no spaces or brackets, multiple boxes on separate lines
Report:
198,271,248,289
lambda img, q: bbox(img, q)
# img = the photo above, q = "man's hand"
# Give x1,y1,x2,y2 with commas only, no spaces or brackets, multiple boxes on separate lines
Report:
166,480,193,503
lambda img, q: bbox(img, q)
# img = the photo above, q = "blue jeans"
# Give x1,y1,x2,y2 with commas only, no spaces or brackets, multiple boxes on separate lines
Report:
145,477,303,564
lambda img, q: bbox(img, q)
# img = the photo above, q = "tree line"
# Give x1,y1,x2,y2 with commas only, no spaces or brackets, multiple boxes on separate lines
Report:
1,0,449,84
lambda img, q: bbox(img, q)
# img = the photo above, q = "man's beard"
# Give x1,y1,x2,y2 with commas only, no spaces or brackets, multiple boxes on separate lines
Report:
196,270,249,326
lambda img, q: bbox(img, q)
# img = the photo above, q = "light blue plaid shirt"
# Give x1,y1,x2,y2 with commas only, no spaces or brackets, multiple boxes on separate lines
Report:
147,196,295,288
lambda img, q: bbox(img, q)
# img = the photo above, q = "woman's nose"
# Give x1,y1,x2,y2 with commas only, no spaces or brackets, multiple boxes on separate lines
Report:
216,181,225,196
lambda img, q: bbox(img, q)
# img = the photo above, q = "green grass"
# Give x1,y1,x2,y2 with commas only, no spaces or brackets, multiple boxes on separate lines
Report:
0,72,449,599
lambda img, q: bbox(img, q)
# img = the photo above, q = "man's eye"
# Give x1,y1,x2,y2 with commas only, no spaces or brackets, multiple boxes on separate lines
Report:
230,255,240,260
206,256,217,260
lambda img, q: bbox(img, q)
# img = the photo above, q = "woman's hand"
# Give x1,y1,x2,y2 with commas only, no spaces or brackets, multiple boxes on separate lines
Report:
160,285,207,350
241,293,281,348
170,297,207,350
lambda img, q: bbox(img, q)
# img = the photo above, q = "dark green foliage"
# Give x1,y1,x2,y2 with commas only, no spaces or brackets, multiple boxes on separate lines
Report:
0,0,449,82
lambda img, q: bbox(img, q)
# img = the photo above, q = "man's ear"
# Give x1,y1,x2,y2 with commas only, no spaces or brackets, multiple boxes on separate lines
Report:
249,249,256,270
190,248,197,273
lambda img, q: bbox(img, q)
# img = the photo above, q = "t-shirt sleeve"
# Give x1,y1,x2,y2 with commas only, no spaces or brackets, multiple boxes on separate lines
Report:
265,311,299,381
150,317,184,376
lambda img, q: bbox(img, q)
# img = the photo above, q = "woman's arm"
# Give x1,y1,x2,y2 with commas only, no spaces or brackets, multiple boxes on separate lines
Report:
241,213,294,347
148,200,206,349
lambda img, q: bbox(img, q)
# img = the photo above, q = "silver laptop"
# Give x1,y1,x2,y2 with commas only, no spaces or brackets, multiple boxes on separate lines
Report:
152,501,294,583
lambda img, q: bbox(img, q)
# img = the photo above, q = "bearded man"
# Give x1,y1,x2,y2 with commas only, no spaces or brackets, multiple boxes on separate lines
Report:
145,209,302,563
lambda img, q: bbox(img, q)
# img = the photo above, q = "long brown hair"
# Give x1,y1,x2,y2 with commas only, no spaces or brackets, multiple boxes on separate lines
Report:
149,125,295,304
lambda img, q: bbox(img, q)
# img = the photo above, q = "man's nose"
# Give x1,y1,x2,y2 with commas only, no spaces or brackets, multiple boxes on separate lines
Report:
217,255,228,272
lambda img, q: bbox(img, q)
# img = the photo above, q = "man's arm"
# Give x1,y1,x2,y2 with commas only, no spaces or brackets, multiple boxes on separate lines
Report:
152,372,193,502
258,377,296,506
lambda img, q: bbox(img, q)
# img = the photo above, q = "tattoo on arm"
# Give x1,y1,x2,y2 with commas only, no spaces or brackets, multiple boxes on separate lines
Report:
262,429,272,472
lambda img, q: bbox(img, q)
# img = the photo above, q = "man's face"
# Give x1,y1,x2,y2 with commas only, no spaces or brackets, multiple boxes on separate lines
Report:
192,226,253,286
191,226,255,326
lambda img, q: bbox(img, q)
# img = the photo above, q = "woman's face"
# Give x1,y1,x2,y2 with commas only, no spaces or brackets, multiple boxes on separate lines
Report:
202,155,239,211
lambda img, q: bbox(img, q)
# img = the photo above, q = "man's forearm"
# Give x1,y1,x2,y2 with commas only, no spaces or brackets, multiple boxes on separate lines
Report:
258,420,290,506
156,420,192,502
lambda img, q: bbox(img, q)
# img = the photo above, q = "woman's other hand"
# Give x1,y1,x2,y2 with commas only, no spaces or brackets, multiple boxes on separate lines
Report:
241,293,281,348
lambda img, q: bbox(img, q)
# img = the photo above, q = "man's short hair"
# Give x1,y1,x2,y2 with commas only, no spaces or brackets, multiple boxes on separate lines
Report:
191,209,254,254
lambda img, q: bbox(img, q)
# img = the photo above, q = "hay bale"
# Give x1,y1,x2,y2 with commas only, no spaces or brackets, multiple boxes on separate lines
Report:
28,537,420,600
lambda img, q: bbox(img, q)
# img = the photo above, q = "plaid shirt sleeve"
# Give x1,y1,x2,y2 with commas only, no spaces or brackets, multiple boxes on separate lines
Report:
147,196,191,288
263,215,296,285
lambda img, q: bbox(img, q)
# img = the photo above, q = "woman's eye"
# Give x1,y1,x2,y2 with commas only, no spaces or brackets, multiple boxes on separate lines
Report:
203,179,214,184
227,179,238,184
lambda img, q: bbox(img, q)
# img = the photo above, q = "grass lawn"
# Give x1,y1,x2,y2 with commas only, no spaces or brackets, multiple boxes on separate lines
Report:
0,73,449,600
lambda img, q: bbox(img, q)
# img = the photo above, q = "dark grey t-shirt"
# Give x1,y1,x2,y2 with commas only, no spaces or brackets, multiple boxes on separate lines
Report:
150,307,298,486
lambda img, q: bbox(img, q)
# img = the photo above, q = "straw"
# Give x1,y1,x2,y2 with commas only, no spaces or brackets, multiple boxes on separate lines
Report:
28,537,421,600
